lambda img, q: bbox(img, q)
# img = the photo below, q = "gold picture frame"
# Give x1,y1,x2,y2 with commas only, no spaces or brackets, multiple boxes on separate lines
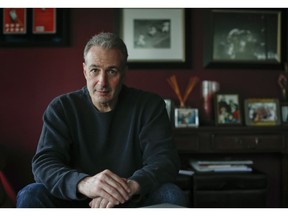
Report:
244,98,281,126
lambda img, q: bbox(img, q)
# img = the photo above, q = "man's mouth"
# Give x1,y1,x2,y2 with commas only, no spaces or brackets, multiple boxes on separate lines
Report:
96,89,110,95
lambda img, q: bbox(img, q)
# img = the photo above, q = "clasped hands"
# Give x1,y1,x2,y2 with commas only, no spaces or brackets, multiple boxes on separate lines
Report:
77,169,140,208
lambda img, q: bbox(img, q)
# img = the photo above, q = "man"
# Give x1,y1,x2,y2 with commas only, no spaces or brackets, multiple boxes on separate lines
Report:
16,32,186,208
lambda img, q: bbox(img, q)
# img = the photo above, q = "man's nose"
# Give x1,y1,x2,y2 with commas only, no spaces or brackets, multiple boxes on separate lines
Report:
98,71,108,86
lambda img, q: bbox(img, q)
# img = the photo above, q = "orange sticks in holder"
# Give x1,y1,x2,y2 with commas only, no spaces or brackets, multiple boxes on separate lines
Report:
167,75,199,108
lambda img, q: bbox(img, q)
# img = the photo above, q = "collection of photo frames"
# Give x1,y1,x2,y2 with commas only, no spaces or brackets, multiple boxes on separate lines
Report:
165,94,288,128
0,8,69,47
118,8,285,70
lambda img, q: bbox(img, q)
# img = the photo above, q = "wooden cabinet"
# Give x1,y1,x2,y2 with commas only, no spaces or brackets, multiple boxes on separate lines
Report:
192,172,267,207
174,126,288,207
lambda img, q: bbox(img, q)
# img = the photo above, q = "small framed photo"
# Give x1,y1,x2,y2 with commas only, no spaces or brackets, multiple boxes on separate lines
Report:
164,99,174,120
214,93,242,125
33,8,56,34
244,98,281,126
280,102,288,125
175,108,199,128
3,8,27,34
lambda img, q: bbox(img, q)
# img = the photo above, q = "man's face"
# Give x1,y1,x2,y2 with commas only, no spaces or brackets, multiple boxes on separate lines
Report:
83,46,126,112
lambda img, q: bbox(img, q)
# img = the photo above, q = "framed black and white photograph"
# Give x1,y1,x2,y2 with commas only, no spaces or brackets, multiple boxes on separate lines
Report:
174,108,199,128
244,98,281,126
204,9,283,69
119,8,189,68
214,93,242,126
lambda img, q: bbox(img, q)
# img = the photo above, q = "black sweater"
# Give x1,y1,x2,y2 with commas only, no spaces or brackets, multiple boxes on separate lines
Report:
32,85,180,200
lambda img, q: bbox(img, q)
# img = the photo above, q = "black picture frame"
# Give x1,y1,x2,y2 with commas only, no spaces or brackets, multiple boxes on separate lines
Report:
115,8,191,69
214,93,242,126
204,9,285,69
0,8,69,47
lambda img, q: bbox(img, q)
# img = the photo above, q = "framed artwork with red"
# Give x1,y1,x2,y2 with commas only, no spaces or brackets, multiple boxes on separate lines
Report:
33,8,56,34
0,8,69,46
3,8,27,34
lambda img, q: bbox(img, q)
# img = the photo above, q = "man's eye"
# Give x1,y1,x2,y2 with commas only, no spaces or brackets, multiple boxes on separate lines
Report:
107,69,119,75
90,68,98,73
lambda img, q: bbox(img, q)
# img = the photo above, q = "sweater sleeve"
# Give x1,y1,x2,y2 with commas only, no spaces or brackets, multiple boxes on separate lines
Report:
128,95,180,196
32,98,88,200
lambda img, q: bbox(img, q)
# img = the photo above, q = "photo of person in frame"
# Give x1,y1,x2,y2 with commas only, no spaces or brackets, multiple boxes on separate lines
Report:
216,94,241,124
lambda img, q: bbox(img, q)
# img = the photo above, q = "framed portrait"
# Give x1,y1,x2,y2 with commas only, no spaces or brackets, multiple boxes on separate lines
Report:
280,102,288,125
174,108,199,128
0,8,69,47
244,98,281,126
204,9,283,69
118,8,190,68
214,93,242,125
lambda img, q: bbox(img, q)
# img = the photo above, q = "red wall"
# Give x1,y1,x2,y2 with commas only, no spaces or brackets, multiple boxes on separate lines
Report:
0,8,283,192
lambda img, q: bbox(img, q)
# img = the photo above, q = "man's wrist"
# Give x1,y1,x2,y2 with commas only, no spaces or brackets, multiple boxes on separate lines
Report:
127,180,140,196
127,180,142,203
77,176,90,196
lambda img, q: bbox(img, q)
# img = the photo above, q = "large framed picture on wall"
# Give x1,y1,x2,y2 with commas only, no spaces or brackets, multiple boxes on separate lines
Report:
204,9,283,69
118,8,190,68
0,8,69,47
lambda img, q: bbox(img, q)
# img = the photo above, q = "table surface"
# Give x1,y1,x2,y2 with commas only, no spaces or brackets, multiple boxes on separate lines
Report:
143,203,185,208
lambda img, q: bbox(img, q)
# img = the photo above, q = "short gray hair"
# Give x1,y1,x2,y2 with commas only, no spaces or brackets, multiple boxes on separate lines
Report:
83,32,128,66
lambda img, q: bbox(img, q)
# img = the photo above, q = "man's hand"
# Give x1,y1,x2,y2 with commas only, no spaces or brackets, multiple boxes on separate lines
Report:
77,169,130,206
88,179,141,208
127,179,140,197
89,197,115,208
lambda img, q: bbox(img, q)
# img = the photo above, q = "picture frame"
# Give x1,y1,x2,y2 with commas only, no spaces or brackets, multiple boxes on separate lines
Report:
204,9,284,69
118,8,190,69
174,108,199,128
280,102,288,125
164,99,174,120
214,93,242,126
244,98,281,126
0,8,69,47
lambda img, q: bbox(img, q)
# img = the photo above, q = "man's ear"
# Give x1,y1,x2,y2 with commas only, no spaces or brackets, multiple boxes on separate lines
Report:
83,62,88,78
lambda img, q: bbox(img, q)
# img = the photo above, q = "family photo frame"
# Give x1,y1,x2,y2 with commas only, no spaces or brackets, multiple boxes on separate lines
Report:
214,93,242,126
204,9,283,69
118,8,190,68
174,108,199,128
244,98,281,126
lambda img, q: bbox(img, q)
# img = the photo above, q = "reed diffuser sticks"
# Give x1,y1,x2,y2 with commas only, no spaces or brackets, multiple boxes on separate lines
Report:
167,75,199,108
